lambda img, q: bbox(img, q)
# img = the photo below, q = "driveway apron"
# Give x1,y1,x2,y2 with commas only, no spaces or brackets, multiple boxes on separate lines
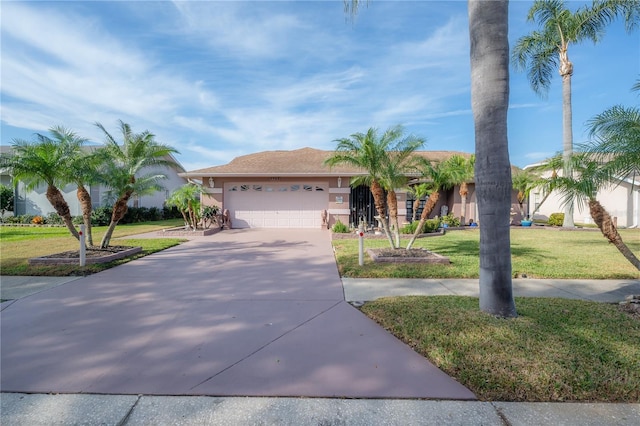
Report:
0,229,474,399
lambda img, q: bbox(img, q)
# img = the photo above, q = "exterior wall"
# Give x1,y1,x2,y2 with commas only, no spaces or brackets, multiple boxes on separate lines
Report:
528,174,638,228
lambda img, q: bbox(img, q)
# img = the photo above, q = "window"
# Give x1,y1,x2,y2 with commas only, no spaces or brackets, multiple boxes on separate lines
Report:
315,186,324,191
240,185,249,191
229,186,238,192
253,185,262,191
303,184,313,191
291,185,300,191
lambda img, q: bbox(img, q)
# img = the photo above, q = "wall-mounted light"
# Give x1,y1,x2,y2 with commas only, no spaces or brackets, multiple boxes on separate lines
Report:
208,177,215,188
337,177,342,188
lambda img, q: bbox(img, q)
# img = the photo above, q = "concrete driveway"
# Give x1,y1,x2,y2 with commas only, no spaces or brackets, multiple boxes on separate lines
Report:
0,229,474,399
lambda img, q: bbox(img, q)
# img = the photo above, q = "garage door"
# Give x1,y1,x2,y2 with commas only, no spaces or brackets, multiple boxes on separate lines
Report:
225,182,328,228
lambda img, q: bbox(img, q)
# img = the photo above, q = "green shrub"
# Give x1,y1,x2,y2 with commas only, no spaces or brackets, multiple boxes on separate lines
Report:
548,213,564,226
440,213,461,227
46,212,64,225
400,221,418,234
332,219,350,233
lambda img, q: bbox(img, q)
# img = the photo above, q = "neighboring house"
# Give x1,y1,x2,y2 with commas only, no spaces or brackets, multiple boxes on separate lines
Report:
0,146,187,217
180,147,523,229
524,162,639,228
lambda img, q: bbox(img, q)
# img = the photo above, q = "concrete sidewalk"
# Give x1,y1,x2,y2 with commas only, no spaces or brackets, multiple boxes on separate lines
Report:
2,393,639,425
342,277,640,303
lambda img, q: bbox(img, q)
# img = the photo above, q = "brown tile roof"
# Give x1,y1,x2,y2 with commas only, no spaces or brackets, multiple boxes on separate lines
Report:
182,147,473,177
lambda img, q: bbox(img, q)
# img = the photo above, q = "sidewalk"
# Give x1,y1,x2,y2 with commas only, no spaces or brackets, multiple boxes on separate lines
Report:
2,393,639,425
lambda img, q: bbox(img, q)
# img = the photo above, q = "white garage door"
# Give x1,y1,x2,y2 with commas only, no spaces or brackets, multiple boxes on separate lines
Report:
225,182,328,228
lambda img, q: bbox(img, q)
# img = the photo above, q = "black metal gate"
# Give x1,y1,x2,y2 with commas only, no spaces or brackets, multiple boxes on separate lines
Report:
349,185,377,228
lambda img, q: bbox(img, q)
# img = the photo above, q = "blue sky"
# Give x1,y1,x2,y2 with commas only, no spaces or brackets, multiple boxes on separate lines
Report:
1,1,638,171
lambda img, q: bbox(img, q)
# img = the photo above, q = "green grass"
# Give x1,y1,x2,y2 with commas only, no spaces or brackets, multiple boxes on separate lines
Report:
0,220,185,276
362,296,640,402
333,228,640,279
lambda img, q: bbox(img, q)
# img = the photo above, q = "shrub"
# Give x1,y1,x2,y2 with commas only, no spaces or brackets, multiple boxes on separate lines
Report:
91,206,112,226
400,218,441,234
548,213,564,226
31,215,44,225
440,213,461,227
72,215,84,225
46,212,64,225
332,219,350,233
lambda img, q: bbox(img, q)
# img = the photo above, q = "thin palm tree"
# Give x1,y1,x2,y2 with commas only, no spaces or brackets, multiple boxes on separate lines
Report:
512,0,640,228
554,154,640,270
0,137,80,240
95,120,179,248
470,0,516,317
407,182,429,222
405,158,456,250
512,168,543,221
378,127,425,248
325,126,400,248
45,126,99,246
443,154,475,224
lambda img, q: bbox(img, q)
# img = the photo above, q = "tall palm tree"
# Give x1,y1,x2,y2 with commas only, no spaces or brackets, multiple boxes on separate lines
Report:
405,158,456,250
378,127,425,248
95,120,179,248
512,0,640,228
0,137,80,240
469,0,516,317
325,126,400,248
45,126,99,246
554,154,640,270
443,154,475,224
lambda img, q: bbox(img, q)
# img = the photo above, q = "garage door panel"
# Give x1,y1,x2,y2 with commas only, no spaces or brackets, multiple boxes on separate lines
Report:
226,182,327,228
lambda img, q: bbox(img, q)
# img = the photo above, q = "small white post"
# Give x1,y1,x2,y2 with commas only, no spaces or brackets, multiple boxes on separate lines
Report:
358,224,364,266
79,224,86,267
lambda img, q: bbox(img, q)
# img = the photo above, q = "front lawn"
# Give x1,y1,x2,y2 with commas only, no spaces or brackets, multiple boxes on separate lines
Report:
333,228,640,279
362,296,640,402
0,220,185,276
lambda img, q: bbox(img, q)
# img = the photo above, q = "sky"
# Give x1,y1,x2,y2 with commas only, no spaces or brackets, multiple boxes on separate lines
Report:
1,1,638,171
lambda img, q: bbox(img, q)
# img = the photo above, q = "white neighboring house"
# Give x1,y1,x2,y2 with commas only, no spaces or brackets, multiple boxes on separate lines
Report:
524,161,639,228
0,146,187,217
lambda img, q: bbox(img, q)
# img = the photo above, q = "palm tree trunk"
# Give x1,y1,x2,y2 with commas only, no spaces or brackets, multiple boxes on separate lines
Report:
406,191,440,250
370,180,395,248
387,189,400,248
46,185,79,240
412,198,420,222
77,185,93,246
460,182,468,224
561,57,575,228
469,0,516,318
100,195,130,248
589,199,640,270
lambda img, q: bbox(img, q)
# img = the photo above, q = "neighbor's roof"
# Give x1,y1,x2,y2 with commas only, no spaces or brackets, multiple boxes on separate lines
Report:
181,147,473,178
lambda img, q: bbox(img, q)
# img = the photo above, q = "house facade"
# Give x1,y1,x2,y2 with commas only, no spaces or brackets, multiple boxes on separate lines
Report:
0,146,187,217
180,147,517,229
526,167,640,228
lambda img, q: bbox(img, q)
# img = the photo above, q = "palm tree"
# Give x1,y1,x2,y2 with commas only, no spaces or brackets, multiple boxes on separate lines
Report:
443,154,475,224
166,183,202,230
512,168,543,221
554,154,640,270
378,127,425,248
407,182,429,222
325,126,404,248
0,137,80,240
405,158,457,250
512,0,640,228
95,120,179,248
469,0,516,317
583,80,640,181
45,126,99,246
